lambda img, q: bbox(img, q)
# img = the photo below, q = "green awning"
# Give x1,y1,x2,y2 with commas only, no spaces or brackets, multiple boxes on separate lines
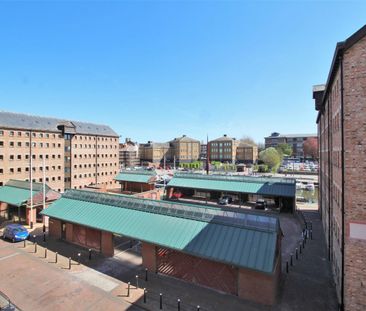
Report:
0,186,37,207
41,190,279,273
167,174,296,197
115,171,156,184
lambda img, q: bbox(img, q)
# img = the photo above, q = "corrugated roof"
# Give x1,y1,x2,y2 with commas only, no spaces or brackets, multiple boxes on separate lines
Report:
41,190,280,273
114,171,157,183
0,186,37,207
167,173,296,197
0,111,118,137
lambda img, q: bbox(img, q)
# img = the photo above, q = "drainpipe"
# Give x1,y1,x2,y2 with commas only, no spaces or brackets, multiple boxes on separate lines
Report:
327,97,331,261
340,54,345,311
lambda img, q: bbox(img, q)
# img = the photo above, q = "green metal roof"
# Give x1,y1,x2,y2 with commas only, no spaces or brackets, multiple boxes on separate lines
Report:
0,186,37,207
41,190,280,273
167,173,296,197
115,171,157,184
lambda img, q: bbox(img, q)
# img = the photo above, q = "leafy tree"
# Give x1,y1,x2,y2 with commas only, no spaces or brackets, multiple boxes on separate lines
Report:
259,147,281,169
240,136,256,146
257,142,265,152
276,143,293,157
303,137,318,159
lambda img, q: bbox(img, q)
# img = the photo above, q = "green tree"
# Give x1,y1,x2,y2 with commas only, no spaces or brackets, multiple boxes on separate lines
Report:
276,143,293,157
259,147,281,169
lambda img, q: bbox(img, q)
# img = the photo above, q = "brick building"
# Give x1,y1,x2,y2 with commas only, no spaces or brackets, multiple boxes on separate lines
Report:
0,111,119,192
168,135,200,164
42,189,282,305
119,138,140,168
139,142,170,166
236,142,258,164
313,25,366,311
264,132,317,158
209,134,240,163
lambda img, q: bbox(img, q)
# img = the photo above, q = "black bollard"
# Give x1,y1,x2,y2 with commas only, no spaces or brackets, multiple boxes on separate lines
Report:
30,221,33,229
160,293,163,310
145,268,148,281
300,244,302,254
43,233,46,242
88,249,92,260
33,235,36,244
290,254,293,266
68,257,71,270
55,252,58,263
286,261,289,273
127,282,130,297
177,299,181,311
44,248,47,258
197,306,200,311
310,230,313,240
23,239,26,248
77,253,81,265
43,224,46,233
34,242,37,253
302,239,305,249
143,288,146,303
296,248,298,260
135,275,139,289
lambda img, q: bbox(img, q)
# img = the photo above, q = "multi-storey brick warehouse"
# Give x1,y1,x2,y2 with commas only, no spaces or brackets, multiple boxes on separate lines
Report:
0,112,119,192
313,25,366,311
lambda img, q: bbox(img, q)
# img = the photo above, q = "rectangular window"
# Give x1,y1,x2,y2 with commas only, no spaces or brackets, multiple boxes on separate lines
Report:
0,130,4,136
9,141,14,147
9,131,14,136
17,142,22,147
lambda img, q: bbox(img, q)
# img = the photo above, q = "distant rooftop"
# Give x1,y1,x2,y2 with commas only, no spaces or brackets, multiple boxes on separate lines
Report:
265,132,317,139
0,111,118,137
170,135,200,143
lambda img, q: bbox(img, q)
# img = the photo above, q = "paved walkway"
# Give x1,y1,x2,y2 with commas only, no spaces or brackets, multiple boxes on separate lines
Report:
275,210,338,311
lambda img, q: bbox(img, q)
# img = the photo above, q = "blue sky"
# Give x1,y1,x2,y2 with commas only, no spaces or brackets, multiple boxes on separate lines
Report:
1,1,366,144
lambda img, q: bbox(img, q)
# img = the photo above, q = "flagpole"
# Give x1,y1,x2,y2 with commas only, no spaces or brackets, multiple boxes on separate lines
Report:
206,134,209,175
43,155,46,212
30,135,33,229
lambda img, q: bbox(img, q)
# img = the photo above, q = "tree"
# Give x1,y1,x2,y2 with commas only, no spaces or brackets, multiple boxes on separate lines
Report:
276,143,293,157
259,147,281,169
240,136,256,146
303,137,318,159
257,142,265,152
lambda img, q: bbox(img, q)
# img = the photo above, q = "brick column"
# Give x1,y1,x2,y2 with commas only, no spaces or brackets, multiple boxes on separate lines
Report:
26,208,37,226
101,231,114,257
142,242,157,273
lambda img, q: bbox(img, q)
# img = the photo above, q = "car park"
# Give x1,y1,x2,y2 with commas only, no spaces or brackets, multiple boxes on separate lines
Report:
2,224,29,242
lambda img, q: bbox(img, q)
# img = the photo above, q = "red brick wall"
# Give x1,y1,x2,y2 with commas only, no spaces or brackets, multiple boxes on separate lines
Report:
101,231,114,257
65,223,73,242
238,256,280,305
142,242,157,273
343,35,366,311
49,218,62,239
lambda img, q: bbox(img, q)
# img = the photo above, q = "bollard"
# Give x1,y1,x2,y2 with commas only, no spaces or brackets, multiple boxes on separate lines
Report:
135,275,139,289
310,230,313,240
302,239,305,249
34,242,37,253
43,233,46,242
23,239,26,248
43,224,46,233
88,249,92,260
177,299,181,311
44,248,47,258
143,288,146,303
68,257,71,270
296,248,298,260
77,253,81,265
160,293,163,310
197,306,200,311
55,252,58,263
300,244,302,254
286,261,289,273
290,254,293,266
30,221,33,229
127,282,130,297
145,268,148,281
33,235,36,244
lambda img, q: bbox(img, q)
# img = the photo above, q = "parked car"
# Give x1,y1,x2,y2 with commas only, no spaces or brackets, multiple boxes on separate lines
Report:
2,224,29,242
255,199,267,210
218,196,233,205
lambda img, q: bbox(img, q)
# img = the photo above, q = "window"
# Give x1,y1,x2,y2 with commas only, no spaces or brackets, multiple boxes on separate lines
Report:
32,133,36,137
46,134,49,138
9,168,14,173
0,141,3,147
17,142,21,147
17,168,21,173
9,131,14,136
0,130,3,136
0,169,3,174
0,155,3,160
25,132,30,137
9,141,14,147
9,155,14,160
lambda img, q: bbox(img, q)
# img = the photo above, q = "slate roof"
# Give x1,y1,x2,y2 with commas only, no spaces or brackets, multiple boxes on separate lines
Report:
0,111,118,137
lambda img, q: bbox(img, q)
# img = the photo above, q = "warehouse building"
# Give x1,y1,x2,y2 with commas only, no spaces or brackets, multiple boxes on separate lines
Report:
166,173,296,212
0,179,60,225
41,190,282,305
114,170,157,193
